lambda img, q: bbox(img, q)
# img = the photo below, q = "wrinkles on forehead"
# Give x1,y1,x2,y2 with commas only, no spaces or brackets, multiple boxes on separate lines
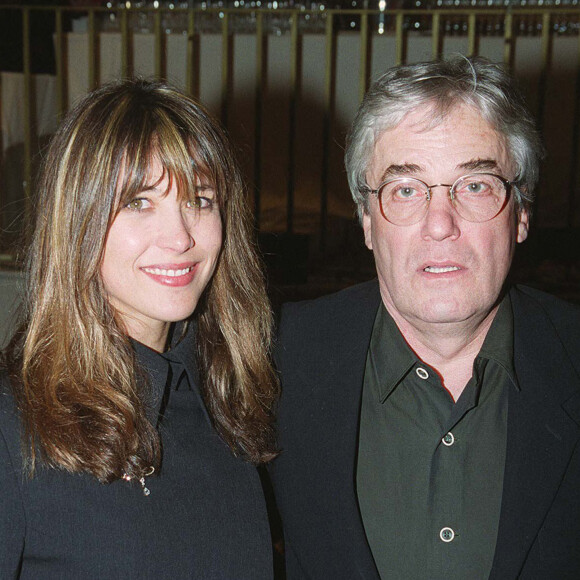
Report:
371,103,516,186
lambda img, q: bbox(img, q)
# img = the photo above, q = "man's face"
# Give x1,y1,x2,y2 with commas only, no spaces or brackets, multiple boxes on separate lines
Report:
362,103,529,332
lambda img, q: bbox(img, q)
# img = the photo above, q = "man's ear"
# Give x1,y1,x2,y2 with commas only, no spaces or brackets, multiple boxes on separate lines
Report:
362,211,373,250
517,208,529,244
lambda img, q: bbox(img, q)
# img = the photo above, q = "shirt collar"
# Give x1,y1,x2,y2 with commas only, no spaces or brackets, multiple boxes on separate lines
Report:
132,322,208,425
368,293,519,403
477,294,520,391
162,322,201,387
367,305,417,404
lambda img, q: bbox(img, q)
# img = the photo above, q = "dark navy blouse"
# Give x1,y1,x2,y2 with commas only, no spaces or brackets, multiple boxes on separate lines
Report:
0,328,272,579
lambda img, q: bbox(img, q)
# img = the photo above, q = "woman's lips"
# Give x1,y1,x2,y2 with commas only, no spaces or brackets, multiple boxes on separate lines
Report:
141,263,198,287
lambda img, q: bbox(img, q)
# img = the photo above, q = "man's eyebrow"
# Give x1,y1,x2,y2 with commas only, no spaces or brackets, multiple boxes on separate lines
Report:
379,163,422,182
458,158,501,172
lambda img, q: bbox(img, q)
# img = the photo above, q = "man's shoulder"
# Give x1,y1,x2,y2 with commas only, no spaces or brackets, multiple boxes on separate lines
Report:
511,285,580,380
280,279,380,329
277,279,381,361
511,285,580,335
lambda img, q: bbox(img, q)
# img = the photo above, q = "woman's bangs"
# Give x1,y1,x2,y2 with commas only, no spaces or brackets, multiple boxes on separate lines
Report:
158,133,218,204
113,136,160,209
113,113,223,211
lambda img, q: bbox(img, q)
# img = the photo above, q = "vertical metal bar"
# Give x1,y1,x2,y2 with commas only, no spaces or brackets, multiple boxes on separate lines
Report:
467,12,477,57
287,11,299,235
537,11,552,133
503,11,514,69
22,7,33,221
0,69,3,255
320,10,335,251
431,12,441,60
253,11,264,228
535,11,552,222
186,8,196,96
359,12,369,102
221,12,230,126
120,7,131,77
395,12,404,66
54,8,67,118
154,8,164,79
566,23,580,228
88,8,98,90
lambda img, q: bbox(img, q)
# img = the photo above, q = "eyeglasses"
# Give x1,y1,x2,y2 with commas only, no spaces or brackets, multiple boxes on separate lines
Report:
363,173,517,226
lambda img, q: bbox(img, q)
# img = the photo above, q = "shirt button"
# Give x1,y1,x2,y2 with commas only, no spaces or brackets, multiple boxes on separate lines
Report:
440,527,455,543
416,367,429,380
442,432,455,446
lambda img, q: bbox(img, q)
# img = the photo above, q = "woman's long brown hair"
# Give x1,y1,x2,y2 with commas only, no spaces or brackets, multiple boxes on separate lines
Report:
4,79,278,483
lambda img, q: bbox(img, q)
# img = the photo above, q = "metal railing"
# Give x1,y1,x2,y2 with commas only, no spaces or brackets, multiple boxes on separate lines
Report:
1,4,580,263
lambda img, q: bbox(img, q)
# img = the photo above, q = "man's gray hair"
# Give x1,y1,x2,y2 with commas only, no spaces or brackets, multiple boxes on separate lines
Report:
345,56,544,221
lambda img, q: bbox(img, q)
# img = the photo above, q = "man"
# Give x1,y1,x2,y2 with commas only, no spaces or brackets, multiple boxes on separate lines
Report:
270,57,580,579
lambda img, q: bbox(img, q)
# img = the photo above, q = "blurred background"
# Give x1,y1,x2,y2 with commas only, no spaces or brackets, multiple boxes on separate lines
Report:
1,0,580,350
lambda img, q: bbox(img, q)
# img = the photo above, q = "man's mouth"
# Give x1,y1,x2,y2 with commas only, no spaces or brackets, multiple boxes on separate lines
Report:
423,266,461,273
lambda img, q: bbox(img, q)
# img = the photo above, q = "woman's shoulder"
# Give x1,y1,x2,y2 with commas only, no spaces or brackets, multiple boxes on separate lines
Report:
0,369,26,575
0,370,22,452
0,370,26,519
0,368,16,406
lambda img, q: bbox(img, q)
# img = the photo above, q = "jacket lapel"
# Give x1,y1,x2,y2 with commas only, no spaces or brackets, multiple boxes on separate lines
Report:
490,288,580,578
274,280,382,579
324,283,383,577
307,280,383,578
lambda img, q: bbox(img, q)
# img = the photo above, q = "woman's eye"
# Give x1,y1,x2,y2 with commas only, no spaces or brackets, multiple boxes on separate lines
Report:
124,198,151,211
187,196,213,210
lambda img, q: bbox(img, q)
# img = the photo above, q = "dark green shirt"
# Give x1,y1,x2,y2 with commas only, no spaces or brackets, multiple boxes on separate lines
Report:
357,297,519,580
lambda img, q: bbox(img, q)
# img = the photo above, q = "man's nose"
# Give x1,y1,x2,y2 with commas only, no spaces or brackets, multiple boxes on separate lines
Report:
420,186,460,241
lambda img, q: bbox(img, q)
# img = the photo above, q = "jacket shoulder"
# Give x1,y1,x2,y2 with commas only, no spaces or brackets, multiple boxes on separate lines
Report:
511,285,580,338
275,280,381,385
511,285,580,383
279,279,380,338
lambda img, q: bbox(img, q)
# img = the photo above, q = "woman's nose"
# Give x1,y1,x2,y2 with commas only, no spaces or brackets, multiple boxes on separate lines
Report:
157,208,195,253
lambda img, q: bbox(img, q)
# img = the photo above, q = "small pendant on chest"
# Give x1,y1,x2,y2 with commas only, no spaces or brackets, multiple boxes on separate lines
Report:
122,466,155,496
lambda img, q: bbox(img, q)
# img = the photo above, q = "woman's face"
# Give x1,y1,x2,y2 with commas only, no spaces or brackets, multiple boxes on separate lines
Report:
101,157,223,351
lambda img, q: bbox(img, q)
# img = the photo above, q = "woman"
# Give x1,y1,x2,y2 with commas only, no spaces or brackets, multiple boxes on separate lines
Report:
0,79,278,578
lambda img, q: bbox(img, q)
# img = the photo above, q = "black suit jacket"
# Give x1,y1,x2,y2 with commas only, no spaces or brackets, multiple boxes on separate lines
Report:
270,281,580,579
